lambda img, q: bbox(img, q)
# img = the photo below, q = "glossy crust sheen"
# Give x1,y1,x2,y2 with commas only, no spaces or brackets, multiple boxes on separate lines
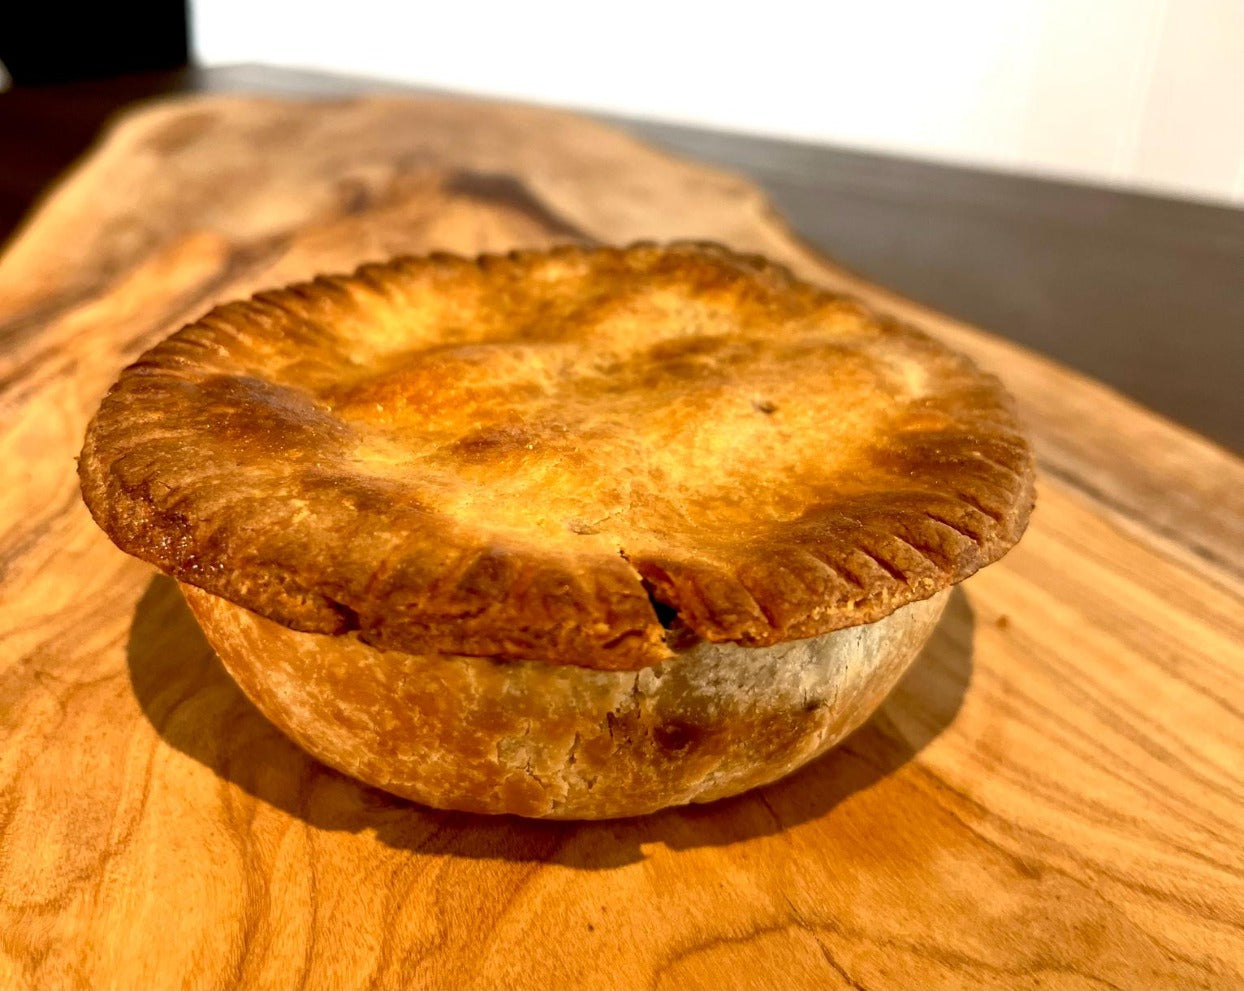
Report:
182,583,950,819
80,243,1034,670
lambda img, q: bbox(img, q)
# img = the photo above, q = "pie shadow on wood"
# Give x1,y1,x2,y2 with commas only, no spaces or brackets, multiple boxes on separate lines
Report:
126,573,973,868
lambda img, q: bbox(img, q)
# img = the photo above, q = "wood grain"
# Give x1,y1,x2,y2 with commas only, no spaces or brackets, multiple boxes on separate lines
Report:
1,93,1242,989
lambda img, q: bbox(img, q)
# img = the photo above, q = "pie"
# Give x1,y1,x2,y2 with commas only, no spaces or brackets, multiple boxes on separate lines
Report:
80,242,1034,818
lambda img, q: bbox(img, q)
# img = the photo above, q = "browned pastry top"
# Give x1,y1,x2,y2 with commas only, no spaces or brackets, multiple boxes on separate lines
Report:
79,242,1034,669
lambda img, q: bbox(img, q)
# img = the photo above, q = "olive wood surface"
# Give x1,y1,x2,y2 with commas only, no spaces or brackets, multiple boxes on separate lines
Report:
1,94,1241,989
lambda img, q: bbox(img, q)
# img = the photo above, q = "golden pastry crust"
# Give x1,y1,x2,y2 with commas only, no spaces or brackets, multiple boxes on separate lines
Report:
80,242,1034,670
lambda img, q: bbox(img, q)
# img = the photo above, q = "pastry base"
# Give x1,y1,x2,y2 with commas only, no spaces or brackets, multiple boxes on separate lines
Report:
181,583,950,819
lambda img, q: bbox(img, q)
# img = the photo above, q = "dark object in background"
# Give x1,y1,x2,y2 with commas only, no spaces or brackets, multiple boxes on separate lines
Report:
0,0,188,85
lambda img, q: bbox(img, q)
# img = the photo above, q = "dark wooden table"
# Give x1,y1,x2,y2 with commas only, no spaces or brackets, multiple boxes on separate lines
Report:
3,64,1241,451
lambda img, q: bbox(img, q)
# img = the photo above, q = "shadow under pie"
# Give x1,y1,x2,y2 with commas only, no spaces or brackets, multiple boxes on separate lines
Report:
126,573,973,870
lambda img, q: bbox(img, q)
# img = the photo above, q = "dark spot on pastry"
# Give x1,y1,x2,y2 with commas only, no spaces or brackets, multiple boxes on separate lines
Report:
653,721,702,753
753,398,778,414
996,613,1010,630
605,711,635,745
446,422,532,461
803,698,824,713
325,596,361,631
647,336,728,361
640,578,679,630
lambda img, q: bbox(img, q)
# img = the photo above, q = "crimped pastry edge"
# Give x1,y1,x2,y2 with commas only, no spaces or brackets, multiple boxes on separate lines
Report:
80,243,1033,670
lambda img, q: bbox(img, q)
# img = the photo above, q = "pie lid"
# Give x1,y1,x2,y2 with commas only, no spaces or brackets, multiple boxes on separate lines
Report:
79,242,1035,669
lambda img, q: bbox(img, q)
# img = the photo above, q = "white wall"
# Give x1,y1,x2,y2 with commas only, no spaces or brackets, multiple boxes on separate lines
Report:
192,0,1244,206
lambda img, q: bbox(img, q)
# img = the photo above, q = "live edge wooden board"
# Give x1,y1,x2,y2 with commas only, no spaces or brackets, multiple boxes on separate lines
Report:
1,94,1241,990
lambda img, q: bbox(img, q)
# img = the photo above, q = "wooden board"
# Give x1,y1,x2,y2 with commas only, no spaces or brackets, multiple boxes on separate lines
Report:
1,94,1241,989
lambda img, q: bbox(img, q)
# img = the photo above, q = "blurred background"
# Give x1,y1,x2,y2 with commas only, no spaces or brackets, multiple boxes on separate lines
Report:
5,0,1241,204
1,0,1241,448
190,0,1244,207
